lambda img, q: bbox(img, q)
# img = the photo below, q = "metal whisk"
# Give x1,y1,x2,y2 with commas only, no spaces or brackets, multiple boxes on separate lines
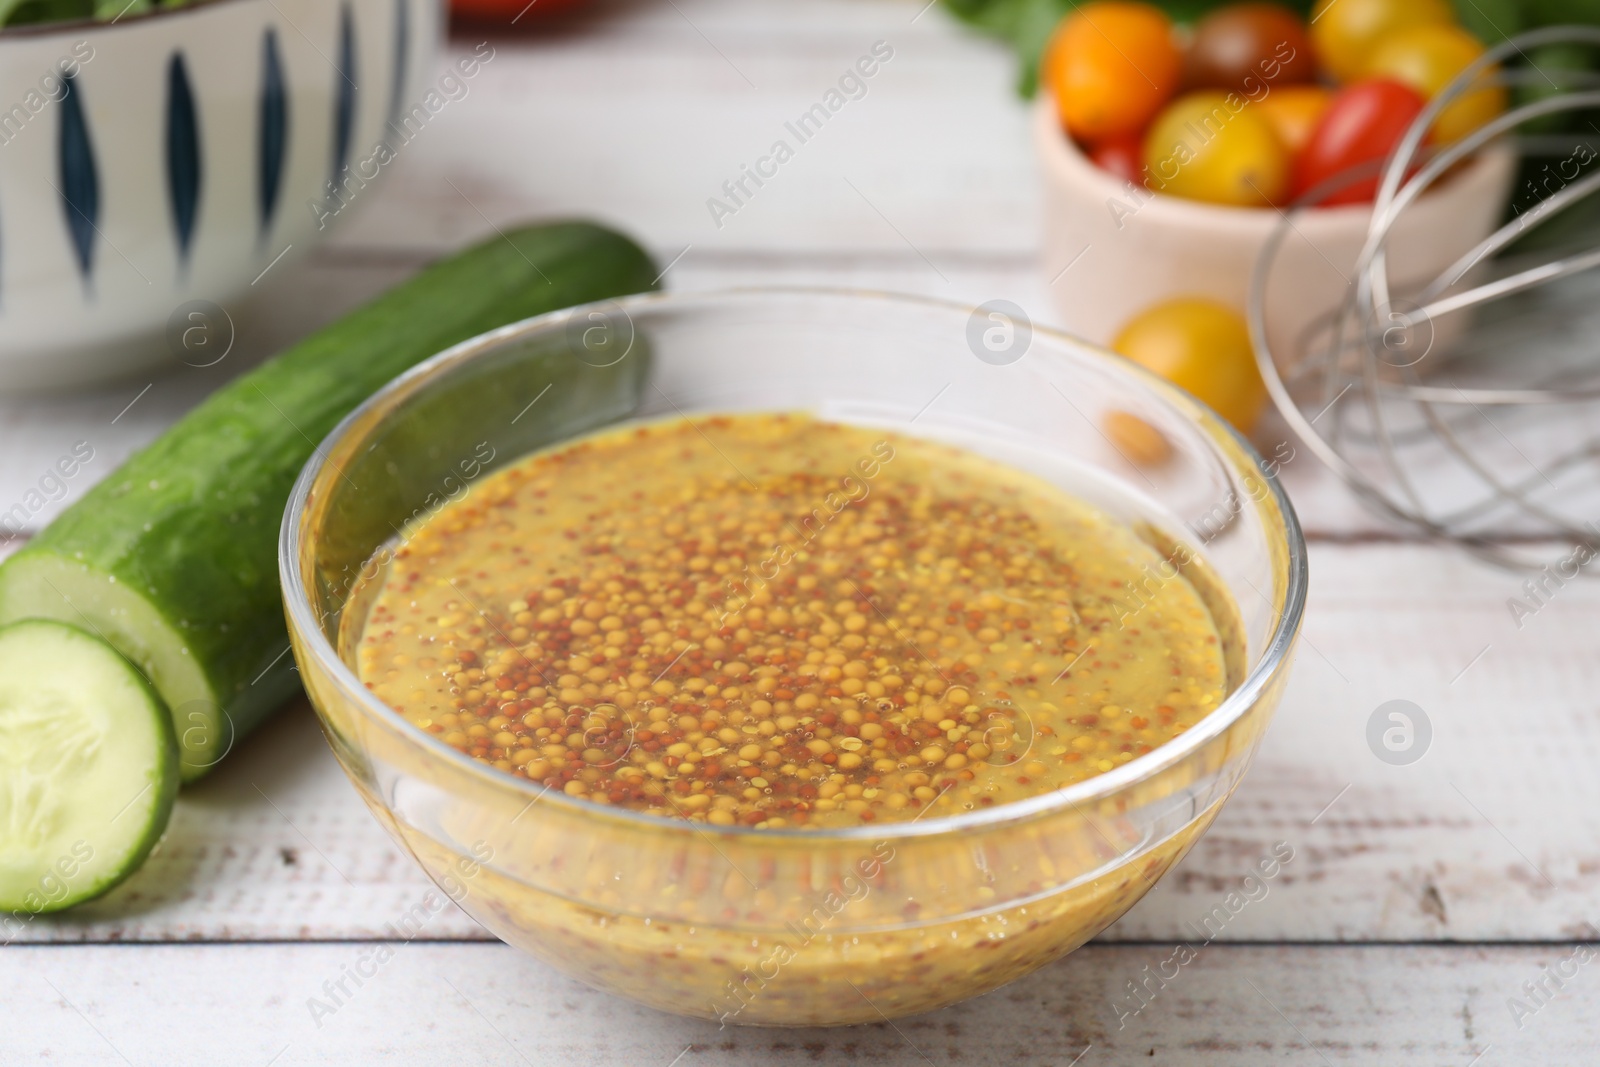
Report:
1249,26,1600,574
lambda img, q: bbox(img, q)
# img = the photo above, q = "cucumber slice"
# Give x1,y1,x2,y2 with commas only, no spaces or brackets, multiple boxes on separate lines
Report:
0,620,177,915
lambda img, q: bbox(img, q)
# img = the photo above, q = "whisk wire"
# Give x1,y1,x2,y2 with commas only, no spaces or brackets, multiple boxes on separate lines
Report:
1248,25,1600,572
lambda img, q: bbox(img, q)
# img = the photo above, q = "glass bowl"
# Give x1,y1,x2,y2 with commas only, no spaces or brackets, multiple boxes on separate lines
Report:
281,289,1306,1026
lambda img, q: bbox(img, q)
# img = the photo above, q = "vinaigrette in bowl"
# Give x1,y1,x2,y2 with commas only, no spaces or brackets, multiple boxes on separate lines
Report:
351,413,1231,830
284,290,1304,1025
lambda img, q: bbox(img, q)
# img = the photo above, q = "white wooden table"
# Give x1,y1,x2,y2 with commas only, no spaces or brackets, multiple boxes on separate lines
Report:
5,2,1600,1062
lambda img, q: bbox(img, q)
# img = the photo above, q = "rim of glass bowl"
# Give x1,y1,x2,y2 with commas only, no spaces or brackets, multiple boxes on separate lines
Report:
0,0,246,38
281,287,1308,842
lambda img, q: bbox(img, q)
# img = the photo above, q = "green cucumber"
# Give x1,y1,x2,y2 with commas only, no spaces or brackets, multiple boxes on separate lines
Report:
0,221,659,780
0,620,178,915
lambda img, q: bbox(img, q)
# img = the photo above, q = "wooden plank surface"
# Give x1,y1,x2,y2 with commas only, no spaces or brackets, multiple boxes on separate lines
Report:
3,0,1596,1059
7,941,1595,1065
10,543,1597,946
332,0,1039,256
0,0,1389,539
0,240,1404,543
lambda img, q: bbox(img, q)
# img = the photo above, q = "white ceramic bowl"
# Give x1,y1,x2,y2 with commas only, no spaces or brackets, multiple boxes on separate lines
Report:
1033,96,1517,356
0,0,441,390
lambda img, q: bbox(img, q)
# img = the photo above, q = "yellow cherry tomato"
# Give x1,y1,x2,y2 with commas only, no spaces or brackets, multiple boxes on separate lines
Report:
1309,0,1454,83
1047,1,1181,143
1143,91,1288,207
1253,84,1332,159
1112,298,1268,432
1364,24,1506,143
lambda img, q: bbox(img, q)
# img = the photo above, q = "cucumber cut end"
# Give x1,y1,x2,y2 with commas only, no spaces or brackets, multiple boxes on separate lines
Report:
0,619,179,915
0,550,223,781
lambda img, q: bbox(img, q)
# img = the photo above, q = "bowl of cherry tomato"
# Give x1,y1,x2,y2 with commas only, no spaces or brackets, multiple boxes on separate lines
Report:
1036,0,1516,368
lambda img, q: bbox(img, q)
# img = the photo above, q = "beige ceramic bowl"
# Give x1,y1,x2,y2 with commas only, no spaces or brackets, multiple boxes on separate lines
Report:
1033,97,1518,355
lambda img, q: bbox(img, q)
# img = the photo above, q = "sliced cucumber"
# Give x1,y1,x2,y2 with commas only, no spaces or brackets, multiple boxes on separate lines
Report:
0,620,177,915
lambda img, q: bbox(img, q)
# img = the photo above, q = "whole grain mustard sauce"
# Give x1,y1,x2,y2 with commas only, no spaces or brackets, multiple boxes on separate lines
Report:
354,413,1228,830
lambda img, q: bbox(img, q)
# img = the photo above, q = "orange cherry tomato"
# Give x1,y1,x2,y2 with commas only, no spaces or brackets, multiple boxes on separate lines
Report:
1364,24,1506,143
1047,2,1181,144
1089,135,1145,184
1293,78,1428,205
1309,0,1454,84
1144,91,1289,207
1254,84,1332,159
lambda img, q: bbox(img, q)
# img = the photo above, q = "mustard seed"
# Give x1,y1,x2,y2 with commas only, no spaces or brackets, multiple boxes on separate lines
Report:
356,414,1229,829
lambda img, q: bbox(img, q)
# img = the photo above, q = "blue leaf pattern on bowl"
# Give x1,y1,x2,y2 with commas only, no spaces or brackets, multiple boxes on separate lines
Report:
57,72,98,283
259,27,289,234
332,3,357,193
166,52,202,263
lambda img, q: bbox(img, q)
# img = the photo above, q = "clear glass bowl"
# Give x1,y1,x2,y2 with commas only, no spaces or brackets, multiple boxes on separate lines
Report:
281,290,1306,1026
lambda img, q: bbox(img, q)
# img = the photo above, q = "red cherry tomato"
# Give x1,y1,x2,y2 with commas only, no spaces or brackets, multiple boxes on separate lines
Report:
1089,136,1145,184
1292,78,1427,206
